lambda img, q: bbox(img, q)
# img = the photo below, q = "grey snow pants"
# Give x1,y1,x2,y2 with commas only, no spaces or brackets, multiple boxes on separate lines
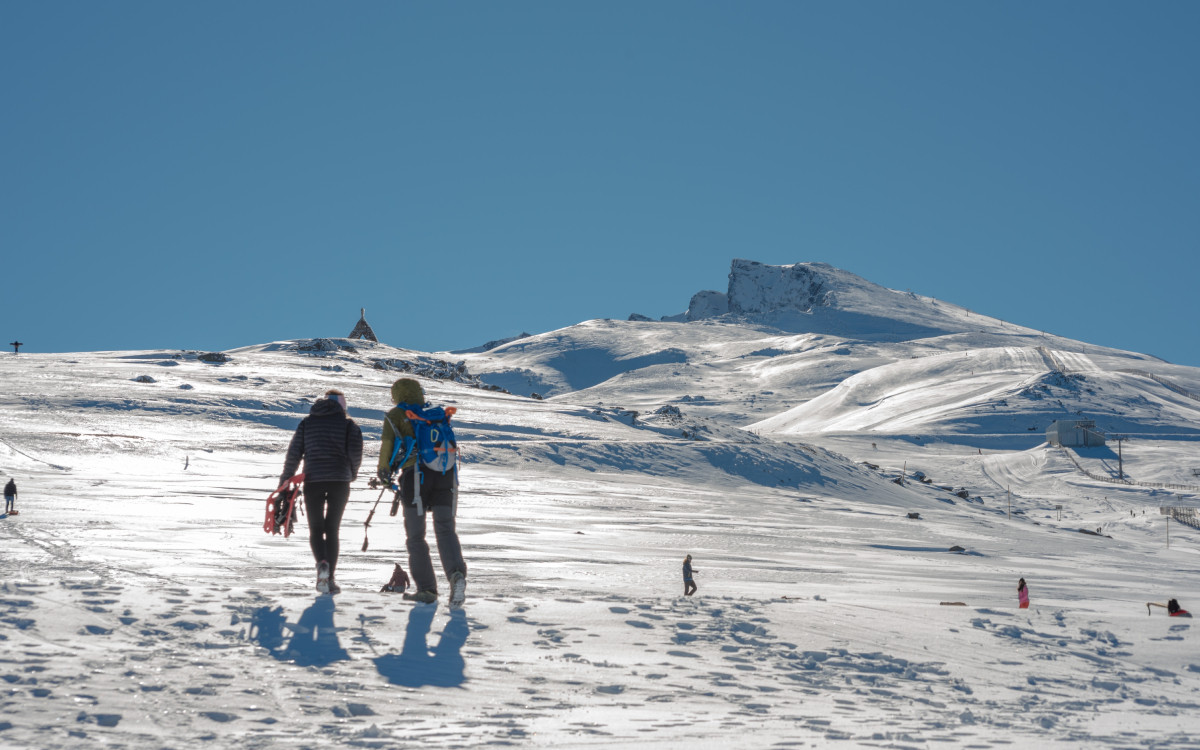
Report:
399,467,466,594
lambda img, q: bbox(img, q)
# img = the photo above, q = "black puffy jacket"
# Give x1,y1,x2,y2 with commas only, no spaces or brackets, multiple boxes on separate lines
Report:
280,398,363,484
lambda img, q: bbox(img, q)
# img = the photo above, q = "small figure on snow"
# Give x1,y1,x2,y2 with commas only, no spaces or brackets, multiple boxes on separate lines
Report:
280,389,363,595
1148,598,1192,617
683,554,698,596
380,563,411,593
377,378,466,606
1017,578,1030,609
3,478,16,514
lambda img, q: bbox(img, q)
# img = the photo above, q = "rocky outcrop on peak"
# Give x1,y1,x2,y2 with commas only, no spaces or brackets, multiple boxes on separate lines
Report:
685,290,729,321
656,260,846,323
644,259,995,341
727,259,835,315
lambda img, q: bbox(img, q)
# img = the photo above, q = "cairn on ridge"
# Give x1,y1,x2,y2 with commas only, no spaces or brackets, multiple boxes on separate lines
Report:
347,308,379,342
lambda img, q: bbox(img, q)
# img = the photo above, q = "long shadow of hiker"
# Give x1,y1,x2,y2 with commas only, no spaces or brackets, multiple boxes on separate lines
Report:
248,597,350,667
374,606,469,688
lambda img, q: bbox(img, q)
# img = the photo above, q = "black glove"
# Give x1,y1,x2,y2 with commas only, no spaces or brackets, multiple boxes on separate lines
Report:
376,467,392,483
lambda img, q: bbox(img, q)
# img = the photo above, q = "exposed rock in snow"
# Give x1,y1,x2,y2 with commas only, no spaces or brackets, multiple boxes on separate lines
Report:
295,338,344,353
727,259,834,315
685,290,729,321
452,332,533,354
481,333,532,351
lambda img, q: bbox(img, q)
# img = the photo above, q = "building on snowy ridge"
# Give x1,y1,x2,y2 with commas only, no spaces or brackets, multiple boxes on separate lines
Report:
348,308,378,342
1046,419,1106,448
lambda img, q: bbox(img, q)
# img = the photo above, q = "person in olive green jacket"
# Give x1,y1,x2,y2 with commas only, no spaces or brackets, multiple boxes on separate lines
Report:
378,378,466,606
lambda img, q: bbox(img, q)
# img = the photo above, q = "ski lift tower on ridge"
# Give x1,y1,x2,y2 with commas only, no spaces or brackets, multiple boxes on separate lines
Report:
347,308,378,343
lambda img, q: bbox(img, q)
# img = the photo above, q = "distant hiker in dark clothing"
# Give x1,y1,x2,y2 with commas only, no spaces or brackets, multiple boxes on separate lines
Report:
377,378,466,605
1017,578,1030,609
281,389,363,595
683,554,698,596
1168,599,1192,618
4,479,16,514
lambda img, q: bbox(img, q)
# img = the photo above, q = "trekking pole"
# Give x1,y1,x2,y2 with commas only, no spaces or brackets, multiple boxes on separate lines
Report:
361,485,389,552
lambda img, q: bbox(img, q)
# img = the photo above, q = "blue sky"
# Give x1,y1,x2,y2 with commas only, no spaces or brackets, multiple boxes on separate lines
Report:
3,2,1198,364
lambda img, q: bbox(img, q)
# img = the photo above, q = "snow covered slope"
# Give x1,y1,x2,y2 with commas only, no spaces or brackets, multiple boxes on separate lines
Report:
2,260,1200,748
463,261,1194,445
752,346,1200,443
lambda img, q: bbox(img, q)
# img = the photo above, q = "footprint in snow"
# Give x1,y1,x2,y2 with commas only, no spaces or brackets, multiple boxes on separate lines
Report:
171,621,207,631
201,712,238,723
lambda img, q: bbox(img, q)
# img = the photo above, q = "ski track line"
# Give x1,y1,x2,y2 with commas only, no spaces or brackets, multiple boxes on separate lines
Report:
0,435,71,471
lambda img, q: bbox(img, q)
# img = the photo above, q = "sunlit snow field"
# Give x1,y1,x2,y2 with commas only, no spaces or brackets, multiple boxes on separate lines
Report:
2,334,1199,749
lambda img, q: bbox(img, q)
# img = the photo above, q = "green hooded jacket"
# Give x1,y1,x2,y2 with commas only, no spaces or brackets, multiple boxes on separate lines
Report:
378,378,425,476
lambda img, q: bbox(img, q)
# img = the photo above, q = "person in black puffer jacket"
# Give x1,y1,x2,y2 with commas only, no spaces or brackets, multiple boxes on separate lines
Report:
281,389,363,594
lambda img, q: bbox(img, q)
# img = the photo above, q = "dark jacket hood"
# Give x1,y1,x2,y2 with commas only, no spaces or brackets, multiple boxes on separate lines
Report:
309,397,345,418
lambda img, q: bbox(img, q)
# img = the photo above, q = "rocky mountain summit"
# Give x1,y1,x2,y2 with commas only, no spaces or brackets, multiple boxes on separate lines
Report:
636,259,992,339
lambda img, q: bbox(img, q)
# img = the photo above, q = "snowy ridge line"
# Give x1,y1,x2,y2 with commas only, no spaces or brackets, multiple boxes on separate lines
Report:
1057,446,1200,494
1119,369,1200,403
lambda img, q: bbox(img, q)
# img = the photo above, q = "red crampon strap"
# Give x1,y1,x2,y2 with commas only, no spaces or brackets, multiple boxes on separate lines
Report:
264,473,305,536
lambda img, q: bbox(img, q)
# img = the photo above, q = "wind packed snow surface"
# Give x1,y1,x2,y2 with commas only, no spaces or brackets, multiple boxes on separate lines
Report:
3,264,1200,749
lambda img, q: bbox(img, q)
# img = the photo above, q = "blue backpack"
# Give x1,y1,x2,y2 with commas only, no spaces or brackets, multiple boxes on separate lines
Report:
387,403,459,477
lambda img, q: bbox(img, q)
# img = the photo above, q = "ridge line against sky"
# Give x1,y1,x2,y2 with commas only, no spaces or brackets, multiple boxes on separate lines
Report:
2,3,1197,365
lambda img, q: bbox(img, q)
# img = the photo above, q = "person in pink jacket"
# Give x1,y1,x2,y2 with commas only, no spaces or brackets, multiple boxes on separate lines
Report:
1017,578,1030,609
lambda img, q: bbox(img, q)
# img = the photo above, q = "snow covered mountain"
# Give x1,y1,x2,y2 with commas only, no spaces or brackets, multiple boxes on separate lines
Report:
462,260,1200,450
1,259,1199,748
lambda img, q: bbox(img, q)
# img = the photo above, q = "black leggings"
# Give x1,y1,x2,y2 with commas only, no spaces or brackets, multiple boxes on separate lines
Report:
303,481,351,575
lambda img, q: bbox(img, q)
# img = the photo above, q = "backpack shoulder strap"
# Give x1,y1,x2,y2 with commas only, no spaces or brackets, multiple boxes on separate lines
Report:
384,414,417,476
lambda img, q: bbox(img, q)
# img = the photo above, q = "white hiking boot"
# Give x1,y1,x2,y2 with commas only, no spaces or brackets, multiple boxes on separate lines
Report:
316,561,331,594
449,571,466,609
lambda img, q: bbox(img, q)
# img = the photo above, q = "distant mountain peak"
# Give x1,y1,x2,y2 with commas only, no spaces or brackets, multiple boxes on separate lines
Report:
665,260,888,323
726,259,840,315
